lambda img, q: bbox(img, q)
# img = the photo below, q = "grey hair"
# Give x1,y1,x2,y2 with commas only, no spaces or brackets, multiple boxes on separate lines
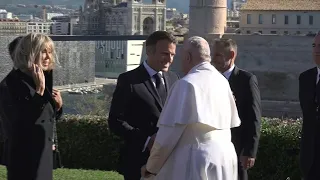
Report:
186,36,211,62
213,38,238,54
13,33,59,71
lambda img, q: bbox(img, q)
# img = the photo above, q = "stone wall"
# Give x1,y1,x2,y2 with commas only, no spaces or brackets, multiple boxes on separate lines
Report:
171,34,314,101
0,36,95,86
169,34,315,117
223,34,314,102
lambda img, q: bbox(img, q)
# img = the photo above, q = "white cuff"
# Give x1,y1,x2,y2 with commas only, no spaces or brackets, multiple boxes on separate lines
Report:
142,136,151,152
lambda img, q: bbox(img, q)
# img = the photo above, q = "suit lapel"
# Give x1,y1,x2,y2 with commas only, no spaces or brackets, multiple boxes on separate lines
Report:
310,67,317,97
228,66,239,87
137,65,163,109
163,72,170,93
144,79,163,108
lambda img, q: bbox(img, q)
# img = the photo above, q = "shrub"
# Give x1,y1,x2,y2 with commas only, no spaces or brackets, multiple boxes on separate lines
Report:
249,118,301,180
56,115,122,171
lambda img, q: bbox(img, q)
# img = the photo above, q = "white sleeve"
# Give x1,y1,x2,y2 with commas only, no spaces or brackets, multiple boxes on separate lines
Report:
146,124,187,174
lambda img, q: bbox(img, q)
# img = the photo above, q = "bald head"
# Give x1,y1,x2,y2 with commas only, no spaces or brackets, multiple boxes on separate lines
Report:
313,32,320,66
184,36,211,63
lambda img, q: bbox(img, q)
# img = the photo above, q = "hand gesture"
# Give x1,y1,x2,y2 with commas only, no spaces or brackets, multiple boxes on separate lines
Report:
31,64,45,96
240,156,255,169
52,89,63,110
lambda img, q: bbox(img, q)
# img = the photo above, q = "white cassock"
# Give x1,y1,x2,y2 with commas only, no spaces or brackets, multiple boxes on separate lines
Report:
144,62,241,180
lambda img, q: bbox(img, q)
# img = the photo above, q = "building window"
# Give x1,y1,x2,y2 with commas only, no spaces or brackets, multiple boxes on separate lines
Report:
297,15,301,24
270,31,277,34
284,15,289,24
272,14,276,24
258,14,263,24
247,14,251,24
246,30,251,34
309,15,314,25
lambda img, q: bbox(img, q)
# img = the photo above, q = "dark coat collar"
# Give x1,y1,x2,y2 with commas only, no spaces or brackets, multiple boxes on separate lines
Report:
136,64,170,109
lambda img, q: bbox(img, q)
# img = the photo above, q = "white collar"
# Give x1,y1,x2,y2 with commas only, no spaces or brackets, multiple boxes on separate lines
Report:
222,64,235,80
143,60,162,77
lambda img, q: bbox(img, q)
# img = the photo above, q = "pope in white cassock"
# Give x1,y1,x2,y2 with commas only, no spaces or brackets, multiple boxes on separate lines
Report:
140,36,241,180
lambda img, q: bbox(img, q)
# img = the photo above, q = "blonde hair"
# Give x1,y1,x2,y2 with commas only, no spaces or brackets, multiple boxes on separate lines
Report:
13,33,59,71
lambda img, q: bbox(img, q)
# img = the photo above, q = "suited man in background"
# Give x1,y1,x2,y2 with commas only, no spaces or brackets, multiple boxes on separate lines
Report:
0,36,23,167
212,38,261,180
299,32,320,180
108,31,179,180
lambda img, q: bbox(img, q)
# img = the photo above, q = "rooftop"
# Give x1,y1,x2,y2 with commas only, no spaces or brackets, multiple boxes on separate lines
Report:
241,0,320,11
0,18,21,22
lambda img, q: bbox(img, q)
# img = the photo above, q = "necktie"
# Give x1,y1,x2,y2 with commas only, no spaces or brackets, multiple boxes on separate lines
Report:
154,73,167,105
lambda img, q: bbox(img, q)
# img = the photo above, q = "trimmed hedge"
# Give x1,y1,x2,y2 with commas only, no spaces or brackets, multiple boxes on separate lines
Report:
249,118,301,180
56,115,122,171
2,115,303,179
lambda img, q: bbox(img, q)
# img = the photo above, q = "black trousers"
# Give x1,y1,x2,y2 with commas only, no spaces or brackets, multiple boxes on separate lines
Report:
123,169,141,180
238,157,248,180
306,144,320,180
306,161,320,180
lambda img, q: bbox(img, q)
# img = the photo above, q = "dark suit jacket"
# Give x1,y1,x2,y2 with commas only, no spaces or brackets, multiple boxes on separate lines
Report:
299,67,319,178
229,66,261,158
108,64,179,178
0,69,62,180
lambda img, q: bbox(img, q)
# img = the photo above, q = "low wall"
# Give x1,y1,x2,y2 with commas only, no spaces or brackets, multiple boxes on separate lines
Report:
1,34,314,117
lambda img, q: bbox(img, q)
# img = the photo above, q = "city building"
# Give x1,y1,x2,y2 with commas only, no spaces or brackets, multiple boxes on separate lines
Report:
227,9,240,18
166,8,178,19
51,15,80,35
27,22,53,34
79,0,166,35
232,0,246,11
47,13,65,21
240,0,320,35
0,9,13,19
0,19,27,35
14,14,34,21
51,21,70,35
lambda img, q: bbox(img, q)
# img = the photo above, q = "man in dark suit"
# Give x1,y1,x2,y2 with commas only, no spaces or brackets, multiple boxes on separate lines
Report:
299,32,320,180
108,31,179,180
0,36,23,167
212,38,261,180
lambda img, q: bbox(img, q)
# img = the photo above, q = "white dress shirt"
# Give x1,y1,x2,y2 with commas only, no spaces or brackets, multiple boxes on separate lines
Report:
142,60,165,152
222,64,235,80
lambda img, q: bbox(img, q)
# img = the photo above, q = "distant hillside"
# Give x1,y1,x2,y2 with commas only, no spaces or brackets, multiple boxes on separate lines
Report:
0,0,83,7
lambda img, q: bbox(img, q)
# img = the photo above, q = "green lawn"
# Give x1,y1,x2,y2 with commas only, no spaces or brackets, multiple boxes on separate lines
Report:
0,166,124,180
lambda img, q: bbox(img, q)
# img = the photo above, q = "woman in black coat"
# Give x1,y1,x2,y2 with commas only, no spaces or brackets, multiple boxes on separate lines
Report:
0,33,63,180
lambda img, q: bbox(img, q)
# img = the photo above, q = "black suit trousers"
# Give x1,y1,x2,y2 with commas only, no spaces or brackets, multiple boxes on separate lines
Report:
238,159,248,180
